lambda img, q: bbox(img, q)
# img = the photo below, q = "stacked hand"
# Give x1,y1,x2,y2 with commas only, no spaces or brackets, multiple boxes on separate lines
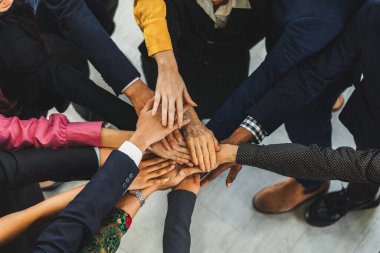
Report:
130,98,190,152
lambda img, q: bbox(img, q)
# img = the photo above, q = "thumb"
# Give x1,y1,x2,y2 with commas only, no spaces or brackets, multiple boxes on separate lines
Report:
184,89,197,107
143,97,155,113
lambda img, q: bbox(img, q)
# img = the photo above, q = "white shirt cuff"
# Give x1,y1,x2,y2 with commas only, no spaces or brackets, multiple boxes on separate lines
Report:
118,141,143,166
121,78,140,93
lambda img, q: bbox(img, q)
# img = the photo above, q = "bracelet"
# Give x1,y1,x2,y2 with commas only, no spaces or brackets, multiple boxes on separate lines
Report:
129,190,145,207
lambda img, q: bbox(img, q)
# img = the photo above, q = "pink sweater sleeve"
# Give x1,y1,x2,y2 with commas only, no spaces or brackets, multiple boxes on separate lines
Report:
0,114,103,151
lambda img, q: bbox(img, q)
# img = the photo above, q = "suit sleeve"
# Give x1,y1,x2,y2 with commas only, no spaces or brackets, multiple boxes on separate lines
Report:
0,114,102,151
163,190,196,253
41,0,140,94
0,147,99,188
33,150,139,253
237,143,380,185
207,17,347,140
4,30,138,130
244,3,370,135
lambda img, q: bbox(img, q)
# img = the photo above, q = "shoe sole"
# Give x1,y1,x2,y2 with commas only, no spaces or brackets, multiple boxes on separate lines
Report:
252,183,330,215
305,196,380,227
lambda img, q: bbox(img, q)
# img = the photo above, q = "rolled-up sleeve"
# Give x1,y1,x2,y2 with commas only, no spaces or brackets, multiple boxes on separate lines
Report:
0,114,102,151
134,0,173,56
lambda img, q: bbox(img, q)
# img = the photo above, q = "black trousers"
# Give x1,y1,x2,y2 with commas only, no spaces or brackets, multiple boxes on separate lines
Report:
285,73,352,189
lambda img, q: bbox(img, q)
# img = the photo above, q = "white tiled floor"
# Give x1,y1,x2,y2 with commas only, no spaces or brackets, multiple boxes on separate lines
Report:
45,1,378,252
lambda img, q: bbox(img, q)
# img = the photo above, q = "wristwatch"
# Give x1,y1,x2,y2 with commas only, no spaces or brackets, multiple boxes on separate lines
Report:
129,190,145,207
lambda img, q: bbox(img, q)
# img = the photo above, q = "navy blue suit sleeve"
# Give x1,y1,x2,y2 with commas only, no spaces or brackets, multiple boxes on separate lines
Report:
33,150,139,253
207,18,345,140
246,3,369,135
41,0,140,94
163,190,196,253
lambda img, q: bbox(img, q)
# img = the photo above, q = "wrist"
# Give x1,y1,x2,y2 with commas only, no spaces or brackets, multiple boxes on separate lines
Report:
141,187,155,199
225,127,254,145
154,50,178,71
129,135,149,153
124,80,154,114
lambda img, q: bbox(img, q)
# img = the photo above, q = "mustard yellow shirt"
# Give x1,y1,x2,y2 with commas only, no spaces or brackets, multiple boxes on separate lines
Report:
134,0,173,56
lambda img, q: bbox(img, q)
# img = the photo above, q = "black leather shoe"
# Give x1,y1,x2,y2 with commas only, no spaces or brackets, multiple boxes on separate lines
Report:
305,188,380,227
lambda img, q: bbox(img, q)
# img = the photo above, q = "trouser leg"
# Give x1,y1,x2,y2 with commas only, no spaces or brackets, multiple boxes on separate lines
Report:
285,74,352,189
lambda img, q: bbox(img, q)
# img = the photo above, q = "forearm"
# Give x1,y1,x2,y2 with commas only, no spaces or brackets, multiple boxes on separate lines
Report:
184,108,202,126
101,129,134,148
115,187,155,218
123,79,154,115
0,185,85,246
236,143,380,184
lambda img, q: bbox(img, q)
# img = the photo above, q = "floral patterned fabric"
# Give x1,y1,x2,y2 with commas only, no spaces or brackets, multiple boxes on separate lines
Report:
80,208,132,253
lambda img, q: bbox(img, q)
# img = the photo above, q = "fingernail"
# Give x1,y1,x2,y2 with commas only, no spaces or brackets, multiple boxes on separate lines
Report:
179,170,185,176
227,183,231,188
163,178,169,182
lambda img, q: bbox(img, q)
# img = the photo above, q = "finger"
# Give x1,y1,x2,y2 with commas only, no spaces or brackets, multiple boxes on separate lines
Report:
187,138,198,165
174,129,183,143
200,165,230,188
161,138,172,151
184,161,194,167
162,96,168,127
176,145,190,155
179,167,203,177
145,177,170,187
207,136,217,169
213,135,220,152
195,140,205,171
150,164,176,178
167,134,177,150
176,97,184,128
140,157,168,168
168,98,176,129
145,160,174,173
201,140,211,172
152,93,161,116
184,89,197,107
226,165,242,188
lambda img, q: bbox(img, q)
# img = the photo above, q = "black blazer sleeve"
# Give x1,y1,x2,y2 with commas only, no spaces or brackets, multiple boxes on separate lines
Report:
0,23,138,130
0,147,99,189
245,1,370,135
39,0,141,94
33,150,139,253
163,190,197,253
237,143,380,185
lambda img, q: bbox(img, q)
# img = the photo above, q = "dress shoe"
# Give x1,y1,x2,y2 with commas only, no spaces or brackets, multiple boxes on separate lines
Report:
253,178,330,214
305,187,380,227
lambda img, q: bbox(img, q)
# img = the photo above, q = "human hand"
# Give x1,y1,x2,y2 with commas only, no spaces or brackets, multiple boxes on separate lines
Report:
149,141,192,165
160,129,184,150
198,137,243,187
173,174,201,195
200,163,242,189
152,50,197,129
128,157,176,190
216,144,238,165
184,120,220,172
130,98,190,152
153,165,204,191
